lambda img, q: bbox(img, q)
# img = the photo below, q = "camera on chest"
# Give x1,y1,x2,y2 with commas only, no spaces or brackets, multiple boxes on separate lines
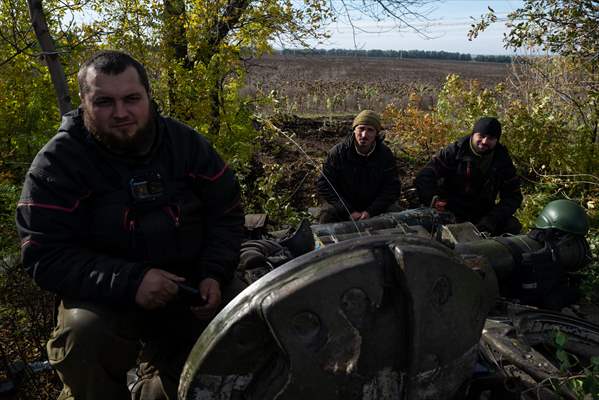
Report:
129,171,166,204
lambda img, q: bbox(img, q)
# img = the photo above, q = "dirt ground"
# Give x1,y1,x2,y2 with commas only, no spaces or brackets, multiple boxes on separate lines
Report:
255,114,419,219
247,54,510,87
242,54,510,115
242,54,511,210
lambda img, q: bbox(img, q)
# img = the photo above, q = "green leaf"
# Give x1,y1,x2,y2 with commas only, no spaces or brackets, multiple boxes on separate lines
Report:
555,330,567,347
556,349,571,370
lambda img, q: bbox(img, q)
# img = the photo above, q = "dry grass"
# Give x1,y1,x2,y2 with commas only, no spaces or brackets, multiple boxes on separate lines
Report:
0,259,61,400
243,54,510,115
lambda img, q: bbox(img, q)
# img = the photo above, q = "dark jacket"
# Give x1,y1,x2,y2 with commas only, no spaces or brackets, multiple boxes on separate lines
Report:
414,135,522,224
16,108,244,306
316,134,401,217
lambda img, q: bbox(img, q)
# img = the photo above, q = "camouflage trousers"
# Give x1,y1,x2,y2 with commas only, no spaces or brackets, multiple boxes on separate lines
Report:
47,279,246,400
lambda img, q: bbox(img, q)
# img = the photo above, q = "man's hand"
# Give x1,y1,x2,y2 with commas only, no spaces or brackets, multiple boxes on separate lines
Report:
476,217,496,235
191,278,222,320
135,268,185,310
350,211,370,220
430,195,447,212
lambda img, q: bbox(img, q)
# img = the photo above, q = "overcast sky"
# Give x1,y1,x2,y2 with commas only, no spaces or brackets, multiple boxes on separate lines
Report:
303,0,524,55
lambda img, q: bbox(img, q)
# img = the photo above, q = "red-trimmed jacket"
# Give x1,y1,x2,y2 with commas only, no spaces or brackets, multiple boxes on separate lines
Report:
16,108,244,306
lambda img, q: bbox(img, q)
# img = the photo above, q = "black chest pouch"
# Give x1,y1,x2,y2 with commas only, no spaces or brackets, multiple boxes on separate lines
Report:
89,160,204,270
129,171,167,206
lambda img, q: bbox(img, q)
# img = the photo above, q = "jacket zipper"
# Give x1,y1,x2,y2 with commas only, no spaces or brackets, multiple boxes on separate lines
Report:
164,205,180,227
123,207,136,231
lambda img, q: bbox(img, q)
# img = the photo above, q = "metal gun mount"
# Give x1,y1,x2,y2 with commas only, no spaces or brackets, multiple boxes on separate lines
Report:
179,208,594,400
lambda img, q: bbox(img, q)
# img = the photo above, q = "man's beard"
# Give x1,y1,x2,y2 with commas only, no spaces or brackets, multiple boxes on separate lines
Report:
83,107,156,156
470,138,493,155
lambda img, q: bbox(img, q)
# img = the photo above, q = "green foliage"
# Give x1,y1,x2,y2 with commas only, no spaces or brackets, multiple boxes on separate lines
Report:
421,59,599,179
468,0,599,177
583,357,599,397
554,329,573,372
501,57,598,176
503,0,598,62
552,328,599,398
0,0,335,238
579,204,599,304
237,121,310,228
0,54,62,183
470,0,598,63
435,73,503,138
514,185,555,231
253,162,306,227
0,183,20,256
150,60,259,165
383,93,453,162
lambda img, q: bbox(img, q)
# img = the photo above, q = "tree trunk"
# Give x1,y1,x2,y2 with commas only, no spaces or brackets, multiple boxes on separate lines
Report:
208,79,221,136
163,0,190,66
194,0,251,136
27,0,72,116
163,0,191,117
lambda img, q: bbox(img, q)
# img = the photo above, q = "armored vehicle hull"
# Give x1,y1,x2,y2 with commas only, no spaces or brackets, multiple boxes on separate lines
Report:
179,208,594,400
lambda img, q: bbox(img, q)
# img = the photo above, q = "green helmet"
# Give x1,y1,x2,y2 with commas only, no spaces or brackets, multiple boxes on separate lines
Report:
534,199,589,236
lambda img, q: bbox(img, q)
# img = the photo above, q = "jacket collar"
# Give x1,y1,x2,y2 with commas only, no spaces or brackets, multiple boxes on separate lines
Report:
62,107,163,164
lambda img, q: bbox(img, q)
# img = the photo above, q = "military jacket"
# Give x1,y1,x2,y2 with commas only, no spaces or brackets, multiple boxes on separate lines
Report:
16,108,244,306
414,135,522,224
316,134,401,217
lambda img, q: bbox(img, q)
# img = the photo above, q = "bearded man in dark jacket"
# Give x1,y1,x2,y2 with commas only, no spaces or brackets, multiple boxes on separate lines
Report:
316,110,402,223
414,117,523,235
15,51,244,400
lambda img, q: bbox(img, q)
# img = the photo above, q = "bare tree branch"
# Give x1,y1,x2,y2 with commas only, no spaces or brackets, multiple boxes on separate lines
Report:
322,0,439,49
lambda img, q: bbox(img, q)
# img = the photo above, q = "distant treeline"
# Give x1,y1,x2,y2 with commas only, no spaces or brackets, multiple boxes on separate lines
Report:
277,48,513,63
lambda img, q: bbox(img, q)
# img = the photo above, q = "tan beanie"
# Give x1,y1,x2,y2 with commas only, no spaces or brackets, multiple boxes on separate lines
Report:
352,110,382,132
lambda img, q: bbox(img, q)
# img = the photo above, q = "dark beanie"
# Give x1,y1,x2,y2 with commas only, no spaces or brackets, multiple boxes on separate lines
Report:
353,110,382,132
473,117,501,140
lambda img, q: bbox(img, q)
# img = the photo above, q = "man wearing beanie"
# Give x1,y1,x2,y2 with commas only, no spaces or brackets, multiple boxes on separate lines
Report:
414,116,523,235
316,110,402,223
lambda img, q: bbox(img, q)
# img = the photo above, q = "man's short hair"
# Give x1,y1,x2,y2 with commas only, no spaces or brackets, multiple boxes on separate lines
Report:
78,50,150,96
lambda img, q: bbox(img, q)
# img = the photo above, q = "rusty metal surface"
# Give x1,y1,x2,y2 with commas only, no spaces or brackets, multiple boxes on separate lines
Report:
510,305,599,359
439,222,483,246
179,235,495,400
481,319,562,382
180,213,594,400
475,302,599,400
310,208,455,239
454,235,542,282
245,214,268,229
